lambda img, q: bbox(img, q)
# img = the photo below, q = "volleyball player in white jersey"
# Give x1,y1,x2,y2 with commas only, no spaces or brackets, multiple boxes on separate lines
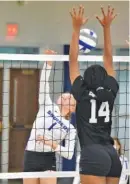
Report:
23,50,76,184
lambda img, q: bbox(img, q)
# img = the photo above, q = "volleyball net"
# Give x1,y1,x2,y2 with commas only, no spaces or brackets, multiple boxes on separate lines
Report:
0,54,129,182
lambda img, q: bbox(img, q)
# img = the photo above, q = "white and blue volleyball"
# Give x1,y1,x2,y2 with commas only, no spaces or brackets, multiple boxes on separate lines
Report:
79,29,97,54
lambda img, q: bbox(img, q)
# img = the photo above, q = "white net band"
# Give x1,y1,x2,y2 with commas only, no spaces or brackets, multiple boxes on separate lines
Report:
0,170,129,179
0,171,78,179
0,54,129,62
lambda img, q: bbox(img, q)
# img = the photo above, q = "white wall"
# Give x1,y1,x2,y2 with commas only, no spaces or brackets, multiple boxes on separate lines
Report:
0,1,129,47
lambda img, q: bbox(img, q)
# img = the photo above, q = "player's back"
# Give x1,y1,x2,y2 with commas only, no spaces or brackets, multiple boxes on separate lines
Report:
76,89,114,148
71,75,119,149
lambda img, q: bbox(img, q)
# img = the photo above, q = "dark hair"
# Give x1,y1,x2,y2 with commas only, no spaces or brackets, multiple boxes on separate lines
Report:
96,87,114,102
113,137,122,156
84,65,107,89
83,65,113,102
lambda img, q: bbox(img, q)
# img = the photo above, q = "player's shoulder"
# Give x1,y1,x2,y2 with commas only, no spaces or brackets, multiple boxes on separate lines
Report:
105,75,119,91
73,75,83,83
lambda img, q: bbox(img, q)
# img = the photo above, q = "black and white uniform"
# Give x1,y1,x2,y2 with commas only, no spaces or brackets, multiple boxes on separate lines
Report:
24,62,76,172
71,74,122,177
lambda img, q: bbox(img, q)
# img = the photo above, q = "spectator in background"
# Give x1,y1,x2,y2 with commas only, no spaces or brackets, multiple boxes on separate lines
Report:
113,137,129,184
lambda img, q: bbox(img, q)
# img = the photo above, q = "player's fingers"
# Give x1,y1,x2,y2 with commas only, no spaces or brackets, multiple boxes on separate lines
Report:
96,16,103,25
108,5,111,15
78,5,82,15
80,5,84,16
112,13,118,21
126,40,130,46
73,7,76,16
51,50,57,54
110,8,115,16
70,11,73,18
101,6,106,17
83,17,89,25
47,49,57,54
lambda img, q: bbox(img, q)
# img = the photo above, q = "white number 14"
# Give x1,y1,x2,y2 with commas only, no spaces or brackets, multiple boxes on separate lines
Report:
89,99,110,123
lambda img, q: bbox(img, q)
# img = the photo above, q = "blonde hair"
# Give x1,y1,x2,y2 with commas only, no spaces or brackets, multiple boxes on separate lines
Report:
57,93,76,120
113,137,122,156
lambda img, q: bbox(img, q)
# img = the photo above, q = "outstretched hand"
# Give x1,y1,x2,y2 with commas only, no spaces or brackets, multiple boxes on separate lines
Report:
44,49,57,66
70,5,88,31
126,36,130,46
96,5,117,28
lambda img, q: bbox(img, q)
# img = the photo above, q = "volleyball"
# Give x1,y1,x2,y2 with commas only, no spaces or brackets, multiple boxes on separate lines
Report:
79,29,97,54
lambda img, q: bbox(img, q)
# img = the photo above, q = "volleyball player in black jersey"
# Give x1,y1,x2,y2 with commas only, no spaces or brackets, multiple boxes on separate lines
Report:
69,5,122,184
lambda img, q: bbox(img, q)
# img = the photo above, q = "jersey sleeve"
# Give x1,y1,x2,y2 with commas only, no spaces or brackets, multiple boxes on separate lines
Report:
104,76,119,97
54,128,76,160
71,76,85,101
33,107,46,136
39,62,52,106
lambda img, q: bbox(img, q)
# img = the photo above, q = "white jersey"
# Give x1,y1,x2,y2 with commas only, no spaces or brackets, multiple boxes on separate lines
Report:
119,155,129,184
26,62,76,160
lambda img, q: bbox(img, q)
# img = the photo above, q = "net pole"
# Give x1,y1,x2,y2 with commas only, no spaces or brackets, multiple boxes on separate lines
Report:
1,66,10,173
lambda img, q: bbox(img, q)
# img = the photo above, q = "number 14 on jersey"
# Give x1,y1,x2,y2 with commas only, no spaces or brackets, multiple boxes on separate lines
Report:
89,99,110,123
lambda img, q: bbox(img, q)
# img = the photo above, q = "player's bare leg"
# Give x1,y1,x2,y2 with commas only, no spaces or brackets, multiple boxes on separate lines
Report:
106,177,119,184
23,178,39,184
80,175,106,184
40,178,57,184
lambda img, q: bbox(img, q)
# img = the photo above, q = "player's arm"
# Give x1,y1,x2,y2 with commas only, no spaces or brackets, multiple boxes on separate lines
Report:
96,6,117,77
103,26,115,77
39,50,56,106
69,5,88,84
54,128,76,160
37,128,76,160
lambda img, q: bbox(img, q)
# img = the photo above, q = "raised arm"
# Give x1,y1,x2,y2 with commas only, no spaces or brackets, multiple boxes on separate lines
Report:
96,6,117,77
69,5,88,84
39,50,56,106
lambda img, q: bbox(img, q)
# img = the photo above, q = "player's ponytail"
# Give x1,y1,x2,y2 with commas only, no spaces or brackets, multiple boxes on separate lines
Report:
96,75,119,102
96,87,114,102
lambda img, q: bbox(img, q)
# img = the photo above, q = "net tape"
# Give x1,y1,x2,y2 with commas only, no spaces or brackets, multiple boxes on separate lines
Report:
0,53,129,62
0,170,129,179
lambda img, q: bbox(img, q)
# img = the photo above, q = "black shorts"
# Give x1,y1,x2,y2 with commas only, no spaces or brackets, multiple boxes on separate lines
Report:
80,144,122,177
23,150,56,172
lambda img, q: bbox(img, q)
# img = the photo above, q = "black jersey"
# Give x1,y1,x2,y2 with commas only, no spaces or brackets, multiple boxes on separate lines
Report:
71,75,119,148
